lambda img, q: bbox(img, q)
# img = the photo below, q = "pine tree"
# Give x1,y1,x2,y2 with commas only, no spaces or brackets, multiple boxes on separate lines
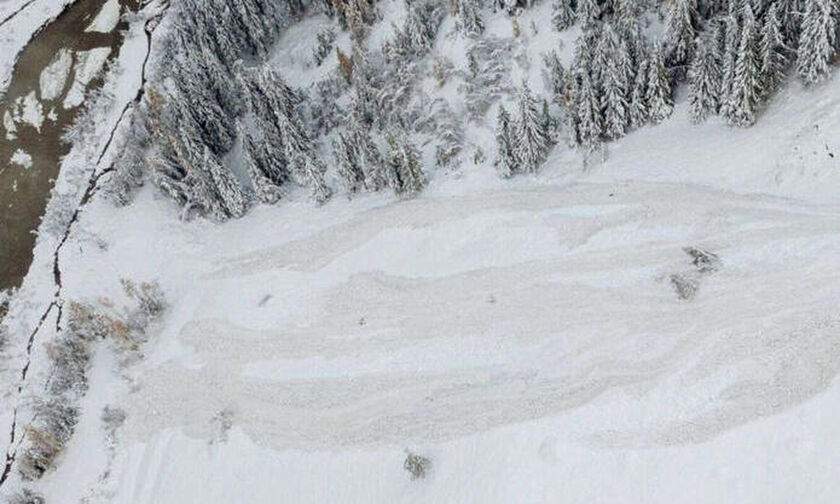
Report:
385,133,427,196
563,72,581,146
203,146,249,220
458,0,485,36
333,131,365,193
552,0,575,31
628,55,649,129
729,4,762,126
544,50,566,104
514,83,552,173
719,14,741,119
601,43,631,139
495,105,517,178
238,120,287,204
688,33,722,122
313,28,336,66
760,3,789,94
576,69,603,150
577,0,600,26
797,0,837,86
646,43,673,124
349,116,387,191
665,0,699,70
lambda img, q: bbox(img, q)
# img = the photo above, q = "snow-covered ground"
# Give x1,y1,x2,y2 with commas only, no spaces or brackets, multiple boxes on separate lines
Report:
2,1,839,502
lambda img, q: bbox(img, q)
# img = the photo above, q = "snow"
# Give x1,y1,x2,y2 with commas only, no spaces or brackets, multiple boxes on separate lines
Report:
63,46,112,108
85,0,120,33
2,109,16,139
9,148,32,168
16,89,43,130
2,1,840,502
38,47,72,100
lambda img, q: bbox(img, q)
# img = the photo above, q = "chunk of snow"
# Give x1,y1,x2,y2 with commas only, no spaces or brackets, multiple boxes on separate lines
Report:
10,149,33,169
85,0,120,33
64,47,112,109
18,91,44,131
2,110,16,140
39,48,73,101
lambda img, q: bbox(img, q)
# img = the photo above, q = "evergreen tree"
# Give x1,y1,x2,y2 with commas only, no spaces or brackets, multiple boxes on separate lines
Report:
688,33,722,122
601,43,631,139
458,0,485,36
495,105,517,178
797,0,837,86
665,0,700,70
385,133,427,196
628,55,649,129
333,131,366,193
646,43,674,124
719,14,741,119
577,0,600,26
563,72,581,146
349,116,387,191
552,0,576,31
576,69,603,149
203,146,249,219
760,3,789,94
729,4,762,126
238,120,287,204
544,50,567,104
514,84,552,173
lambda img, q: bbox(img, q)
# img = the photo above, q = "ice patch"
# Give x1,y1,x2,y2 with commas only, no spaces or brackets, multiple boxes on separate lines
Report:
39,48,73,101
10,149,33,169
3,110,16,139
85,0,120,33
64,47,112,108
17,90,44,131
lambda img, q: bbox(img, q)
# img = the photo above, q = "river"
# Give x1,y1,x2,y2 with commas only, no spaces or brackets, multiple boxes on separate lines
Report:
0,0,139,292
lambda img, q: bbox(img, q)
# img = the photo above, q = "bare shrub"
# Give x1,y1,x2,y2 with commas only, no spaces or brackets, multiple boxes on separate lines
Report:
403,450,431,480
7,488,45,504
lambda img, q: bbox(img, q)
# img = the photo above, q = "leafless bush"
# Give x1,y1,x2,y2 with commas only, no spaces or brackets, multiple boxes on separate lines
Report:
6,488,45,504
403,450,431,480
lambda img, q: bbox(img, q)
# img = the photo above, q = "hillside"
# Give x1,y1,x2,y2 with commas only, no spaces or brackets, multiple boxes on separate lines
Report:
1,0,839,502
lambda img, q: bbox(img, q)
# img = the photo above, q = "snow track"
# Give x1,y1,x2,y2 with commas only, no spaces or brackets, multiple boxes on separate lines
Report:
98,182,840,458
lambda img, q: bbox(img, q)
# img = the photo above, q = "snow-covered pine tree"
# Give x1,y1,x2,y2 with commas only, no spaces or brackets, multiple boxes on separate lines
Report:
719,14,741,119
797,0,837,86
458,0,486,36
646,43,674,124
729,4,763,126
495,105,517,177
577,0,601,26
203,146,249,219
576,68,603,149
665,0,700,71
514,83,552,173
563,72,581,146
552,0,575,31
347,114,387,191
314,28,336,66
333,131,366,193
688,32,722,122
385,132,427,196
601,40,631,139
760,2,789,94
238,120,287,204
543,50,566,104
628,54,649,129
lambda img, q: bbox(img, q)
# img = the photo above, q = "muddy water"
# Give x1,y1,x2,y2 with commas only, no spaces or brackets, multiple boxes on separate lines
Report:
0,0,139,291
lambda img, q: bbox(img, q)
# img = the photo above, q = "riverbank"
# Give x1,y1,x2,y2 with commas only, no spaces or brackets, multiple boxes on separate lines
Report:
0,0,140,292
0,1,163,496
